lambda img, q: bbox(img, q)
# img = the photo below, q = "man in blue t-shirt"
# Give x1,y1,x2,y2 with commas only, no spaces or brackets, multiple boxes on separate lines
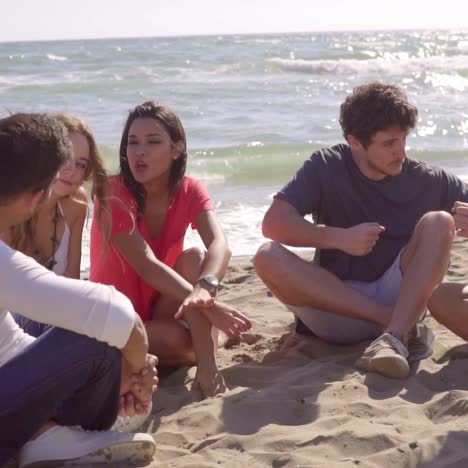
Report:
254,81,468,380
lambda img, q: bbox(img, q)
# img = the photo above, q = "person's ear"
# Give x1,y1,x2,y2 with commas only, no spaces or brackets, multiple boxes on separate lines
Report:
347,134,364,151
171,141,185,160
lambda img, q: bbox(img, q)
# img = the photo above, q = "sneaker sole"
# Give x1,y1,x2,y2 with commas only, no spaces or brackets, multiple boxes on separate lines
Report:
371,355,410,379
21,440,155,468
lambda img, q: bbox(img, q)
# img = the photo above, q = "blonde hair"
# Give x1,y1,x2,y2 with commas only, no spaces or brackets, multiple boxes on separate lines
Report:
54,113,109,224
10,113,111,255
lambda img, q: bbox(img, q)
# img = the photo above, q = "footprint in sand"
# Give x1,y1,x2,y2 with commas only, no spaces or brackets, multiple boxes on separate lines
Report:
224,332,264,349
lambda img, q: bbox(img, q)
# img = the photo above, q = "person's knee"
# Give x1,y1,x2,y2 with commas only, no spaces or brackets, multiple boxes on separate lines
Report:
419,211,455,247
184,246,205,263
253,241,282,275
175,247,205,279
420,210,455,235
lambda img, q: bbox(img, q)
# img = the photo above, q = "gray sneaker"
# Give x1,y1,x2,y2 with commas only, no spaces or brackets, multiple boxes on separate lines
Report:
355,332,409,379
407,321,434,363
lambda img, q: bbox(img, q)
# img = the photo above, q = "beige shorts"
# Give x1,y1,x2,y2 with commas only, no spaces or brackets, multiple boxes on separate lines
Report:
287,250,404,345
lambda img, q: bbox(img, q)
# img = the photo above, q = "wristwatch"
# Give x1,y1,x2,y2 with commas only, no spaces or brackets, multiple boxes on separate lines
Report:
196,274,219,297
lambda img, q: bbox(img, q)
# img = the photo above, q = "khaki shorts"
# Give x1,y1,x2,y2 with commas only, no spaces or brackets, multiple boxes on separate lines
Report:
287,250,404,345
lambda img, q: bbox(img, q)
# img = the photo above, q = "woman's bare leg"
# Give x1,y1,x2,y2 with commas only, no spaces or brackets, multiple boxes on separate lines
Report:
147,247,227,397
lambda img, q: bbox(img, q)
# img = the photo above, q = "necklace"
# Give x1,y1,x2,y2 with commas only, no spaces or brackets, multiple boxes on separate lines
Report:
43,203,60,271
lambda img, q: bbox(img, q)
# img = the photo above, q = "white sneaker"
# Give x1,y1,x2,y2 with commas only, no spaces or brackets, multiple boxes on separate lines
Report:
19,425,156,467
111,401,153,432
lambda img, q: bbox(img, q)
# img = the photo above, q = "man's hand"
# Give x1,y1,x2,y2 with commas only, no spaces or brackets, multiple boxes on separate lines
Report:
129,354,158,405
119,354,158,417
453,201,468,237
339,222,385,256
119,393,149,417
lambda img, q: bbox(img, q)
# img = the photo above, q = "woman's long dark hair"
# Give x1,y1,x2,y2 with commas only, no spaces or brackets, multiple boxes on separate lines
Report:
119,101,187,216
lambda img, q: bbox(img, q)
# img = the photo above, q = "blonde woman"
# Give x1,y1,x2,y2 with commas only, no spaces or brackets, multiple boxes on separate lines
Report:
8,113,108,278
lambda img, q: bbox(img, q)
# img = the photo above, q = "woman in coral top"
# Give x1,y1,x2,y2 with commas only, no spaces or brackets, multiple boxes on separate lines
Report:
90,101,250,397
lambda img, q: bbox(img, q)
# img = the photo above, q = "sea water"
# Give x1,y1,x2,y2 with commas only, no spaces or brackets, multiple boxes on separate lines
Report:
1,30,468,273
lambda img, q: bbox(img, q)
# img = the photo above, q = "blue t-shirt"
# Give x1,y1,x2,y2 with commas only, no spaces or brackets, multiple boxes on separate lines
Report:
275,144,468,282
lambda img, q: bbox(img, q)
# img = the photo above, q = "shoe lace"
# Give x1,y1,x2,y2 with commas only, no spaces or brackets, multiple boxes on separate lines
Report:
367,332,408,357
382,333,408,356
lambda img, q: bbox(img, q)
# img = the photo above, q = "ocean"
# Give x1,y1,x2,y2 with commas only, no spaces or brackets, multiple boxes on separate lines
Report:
1,30,468,273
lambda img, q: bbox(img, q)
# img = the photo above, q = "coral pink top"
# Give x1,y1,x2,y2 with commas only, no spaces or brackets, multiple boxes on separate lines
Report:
90,175,213,321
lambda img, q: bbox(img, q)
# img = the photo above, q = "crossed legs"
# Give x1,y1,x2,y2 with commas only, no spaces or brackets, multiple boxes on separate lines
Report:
254,211,454,374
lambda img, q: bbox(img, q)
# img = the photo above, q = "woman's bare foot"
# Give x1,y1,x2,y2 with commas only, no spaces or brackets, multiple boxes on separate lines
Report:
202,302,252,338
194,369,228,398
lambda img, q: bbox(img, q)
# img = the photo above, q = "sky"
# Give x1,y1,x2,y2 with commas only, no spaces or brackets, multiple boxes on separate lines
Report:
2,0,468,42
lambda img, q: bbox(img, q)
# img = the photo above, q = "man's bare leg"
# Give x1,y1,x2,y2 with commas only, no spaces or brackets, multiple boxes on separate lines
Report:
254,242,393,327
360,211,454,378
429,283,468,341
386,211,454,338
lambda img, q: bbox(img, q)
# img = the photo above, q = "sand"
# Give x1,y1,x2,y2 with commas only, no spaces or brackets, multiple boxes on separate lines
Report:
144,238,468,468
7,241,468,468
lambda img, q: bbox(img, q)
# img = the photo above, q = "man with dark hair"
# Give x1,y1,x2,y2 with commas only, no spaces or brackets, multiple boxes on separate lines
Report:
0,114,157,467
254,82,468,379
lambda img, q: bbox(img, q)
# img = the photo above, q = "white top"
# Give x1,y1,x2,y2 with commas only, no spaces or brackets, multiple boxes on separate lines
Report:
49,221,70,276
0,240,136,367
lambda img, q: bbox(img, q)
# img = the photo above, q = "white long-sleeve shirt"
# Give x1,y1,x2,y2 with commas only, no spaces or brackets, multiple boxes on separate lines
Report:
0,240,136,366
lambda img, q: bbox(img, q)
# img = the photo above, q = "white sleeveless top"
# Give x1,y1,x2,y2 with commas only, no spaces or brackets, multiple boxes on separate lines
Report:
44,203,70,276
49,222,70,276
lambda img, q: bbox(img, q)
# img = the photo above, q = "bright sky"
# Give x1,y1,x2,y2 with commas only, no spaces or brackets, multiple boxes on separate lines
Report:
2,0,468,42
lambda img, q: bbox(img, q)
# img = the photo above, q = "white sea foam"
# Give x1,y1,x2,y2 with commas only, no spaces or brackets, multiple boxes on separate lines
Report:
185,202,270,257
46,54,67,61
425,73,468,91
267,54,468,76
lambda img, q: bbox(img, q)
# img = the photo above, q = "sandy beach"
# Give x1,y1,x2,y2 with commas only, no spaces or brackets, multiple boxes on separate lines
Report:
3,27,468,468
141,238,468,468
6,241,468,468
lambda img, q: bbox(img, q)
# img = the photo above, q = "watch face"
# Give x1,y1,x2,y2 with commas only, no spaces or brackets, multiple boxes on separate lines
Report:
200,275,219,288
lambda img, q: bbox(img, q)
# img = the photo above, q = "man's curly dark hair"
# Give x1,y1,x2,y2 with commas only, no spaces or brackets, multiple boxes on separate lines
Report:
339,82,418,148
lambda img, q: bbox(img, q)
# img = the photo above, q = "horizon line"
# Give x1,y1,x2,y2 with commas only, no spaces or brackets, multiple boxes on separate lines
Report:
1,26,468,45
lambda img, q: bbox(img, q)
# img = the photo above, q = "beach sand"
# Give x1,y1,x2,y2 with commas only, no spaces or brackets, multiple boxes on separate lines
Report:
7,240,468,468
144,238,468,468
